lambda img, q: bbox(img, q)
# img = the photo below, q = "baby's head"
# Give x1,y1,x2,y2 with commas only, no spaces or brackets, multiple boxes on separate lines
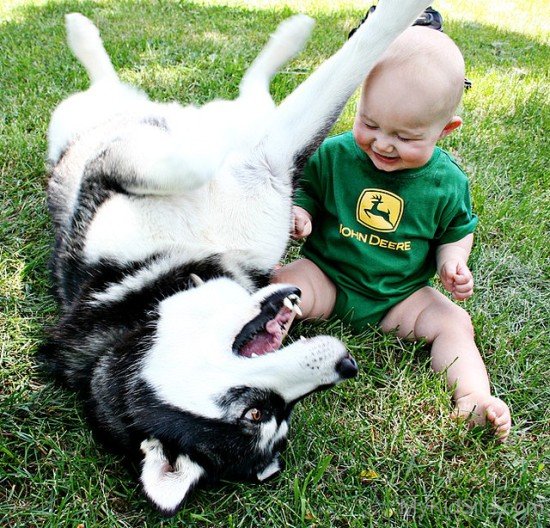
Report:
354,26,465,172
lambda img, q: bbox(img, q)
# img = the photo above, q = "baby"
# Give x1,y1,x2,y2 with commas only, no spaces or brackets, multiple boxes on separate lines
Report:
274,26,511,441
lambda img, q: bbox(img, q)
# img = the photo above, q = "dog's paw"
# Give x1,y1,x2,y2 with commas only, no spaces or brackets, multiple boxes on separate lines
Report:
271,14,315,58
140,437,164,457
65,13,100,44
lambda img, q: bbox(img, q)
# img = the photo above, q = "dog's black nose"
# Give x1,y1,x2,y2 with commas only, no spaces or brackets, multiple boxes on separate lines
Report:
336,354,358,379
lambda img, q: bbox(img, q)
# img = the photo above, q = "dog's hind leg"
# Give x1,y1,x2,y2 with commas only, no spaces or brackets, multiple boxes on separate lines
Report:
195,15,316,156
48,14,150,163
109,15,317,194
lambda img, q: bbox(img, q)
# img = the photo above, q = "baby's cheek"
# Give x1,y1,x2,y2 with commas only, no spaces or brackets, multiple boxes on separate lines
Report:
401,146,432,166
352,125,371,151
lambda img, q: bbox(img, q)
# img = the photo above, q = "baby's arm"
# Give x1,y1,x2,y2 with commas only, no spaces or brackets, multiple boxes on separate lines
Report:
292,206,313,239
436,233,474,301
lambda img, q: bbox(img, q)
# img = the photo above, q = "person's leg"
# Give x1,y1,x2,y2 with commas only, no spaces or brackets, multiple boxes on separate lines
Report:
272,258,337,320
381,286,511,441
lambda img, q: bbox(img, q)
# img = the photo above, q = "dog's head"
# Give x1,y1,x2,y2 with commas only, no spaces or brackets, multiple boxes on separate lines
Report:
135,279,357,514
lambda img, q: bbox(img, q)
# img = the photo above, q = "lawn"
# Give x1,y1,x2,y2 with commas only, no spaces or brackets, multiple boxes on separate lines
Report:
0,0,548,526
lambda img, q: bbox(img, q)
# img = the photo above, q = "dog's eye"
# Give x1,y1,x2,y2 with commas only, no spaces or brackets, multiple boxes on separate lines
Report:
243,408,263,422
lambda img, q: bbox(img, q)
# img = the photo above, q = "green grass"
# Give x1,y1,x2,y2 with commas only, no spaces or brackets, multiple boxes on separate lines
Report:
1,0,548,526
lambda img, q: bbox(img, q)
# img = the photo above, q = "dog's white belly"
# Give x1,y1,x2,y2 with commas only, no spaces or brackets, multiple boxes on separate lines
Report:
83,192,208,262
83,188,289,267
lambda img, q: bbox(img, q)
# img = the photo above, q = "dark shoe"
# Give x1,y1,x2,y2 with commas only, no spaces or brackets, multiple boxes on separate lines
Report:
348,5,443,39
348,5,376,39
348,5,472,90
413,6,443,31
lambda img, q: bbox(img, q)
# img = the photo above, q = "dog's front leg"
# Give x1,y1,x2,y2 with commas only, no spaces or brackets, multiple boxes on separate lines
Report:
94,125,214,195
257,0,430,181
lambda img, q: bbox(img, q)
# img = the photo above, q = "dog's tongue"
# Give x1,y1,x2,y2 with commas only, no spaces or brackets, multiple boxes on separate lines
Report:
239,320,285,358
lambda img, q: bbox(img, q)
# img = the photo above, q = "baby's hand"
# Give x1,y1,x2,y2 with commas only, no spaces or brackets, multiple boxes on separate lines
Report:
439,260,474,301
292,206,313,239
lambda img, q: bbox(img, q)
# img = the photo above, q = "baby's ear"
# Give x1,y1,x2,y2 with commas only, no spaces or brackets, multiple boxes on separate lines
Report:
140,438,204,515
439,116,463,139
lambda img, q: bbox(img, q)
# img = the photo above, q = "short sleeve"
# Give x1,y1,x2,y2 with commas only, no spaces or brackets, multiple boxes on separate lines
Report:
437,178,478,244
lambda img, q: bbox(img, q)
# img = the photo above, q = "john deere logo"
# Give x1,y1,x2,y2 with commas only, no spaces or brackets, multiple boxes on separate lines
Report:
356,189,403,233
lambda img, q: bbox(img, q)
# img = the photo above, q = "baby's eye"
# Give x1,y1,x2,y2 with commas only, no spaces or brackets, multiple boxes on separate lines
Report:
397,135,413,142
364,123,378,130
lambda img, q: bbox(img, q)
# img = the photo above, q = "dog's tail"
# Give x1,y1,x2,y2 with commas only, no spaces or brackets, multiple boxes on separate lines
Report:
65,13,119,84
239,14,315,97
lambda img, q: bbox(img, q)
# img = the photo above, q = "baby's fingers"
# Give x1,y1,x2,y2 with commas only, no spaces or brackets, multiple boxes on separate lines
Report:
292,216,309,239
439,268,456,293
454,266,472,283
452,281,473,300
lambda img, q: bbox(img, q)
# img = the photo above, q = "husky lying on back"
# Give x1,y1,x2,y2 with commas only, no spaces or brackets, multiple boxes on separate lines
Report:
40,0,428,515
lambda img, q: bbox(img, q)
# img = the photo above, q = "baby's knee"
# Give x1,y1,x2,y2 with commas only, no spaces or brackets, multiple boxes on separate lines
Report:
441,302,474,337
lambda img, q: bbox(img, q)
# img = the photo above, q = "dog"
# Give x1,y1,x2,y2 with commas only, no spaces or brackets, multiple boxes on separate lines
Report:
39,0,429,515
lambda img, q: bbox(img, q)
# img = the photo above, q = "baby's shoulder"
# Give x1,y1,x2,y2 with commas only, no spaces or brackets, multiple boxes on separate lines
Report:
434,148,468,179
315,131,358,163
429,148,471,193
320,130,354,150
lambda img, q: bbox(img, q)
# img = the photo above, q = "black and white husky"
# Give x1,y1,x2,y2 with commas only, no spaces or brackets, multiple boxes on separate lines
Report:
40,0,428,515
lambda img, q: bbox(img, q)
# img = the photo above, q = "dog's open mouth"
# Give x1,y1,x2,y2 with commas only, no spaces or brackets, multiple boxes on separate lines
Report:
232,287,302,358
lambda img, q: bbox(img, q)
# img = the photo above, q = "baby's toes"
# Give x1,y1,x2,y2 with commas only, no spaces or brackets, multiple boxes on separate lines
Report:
486,407,497,422
496,426,510,442
486,401,511,442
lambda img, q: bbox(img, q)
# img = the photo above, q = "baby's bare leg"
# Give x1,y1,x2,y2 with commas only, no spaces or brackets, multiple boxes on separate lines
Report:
380,286,511,441
272,258,337,320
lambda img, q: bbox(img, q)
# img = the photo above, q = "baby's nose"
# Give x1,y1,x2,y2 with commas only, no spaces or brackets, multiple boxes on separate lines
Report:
374,137,394,152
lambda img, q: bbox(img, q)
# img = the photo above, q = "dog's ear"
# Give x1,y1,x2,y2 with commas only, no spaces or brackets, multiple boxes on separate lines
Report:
140,438,204,515
256,456,282,482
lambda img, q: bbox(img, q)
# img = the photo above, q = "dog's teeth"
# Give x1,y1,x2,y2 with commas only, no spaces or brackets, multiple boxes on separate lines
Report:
300,335,306,341
284,295,302,316
288,293,301,304
251,353,259,358
189,273,204,287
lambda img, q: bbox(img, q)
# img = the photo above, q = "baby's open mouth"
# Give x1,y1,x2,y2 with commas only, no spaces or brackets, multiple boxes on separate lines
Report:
373,151,398,162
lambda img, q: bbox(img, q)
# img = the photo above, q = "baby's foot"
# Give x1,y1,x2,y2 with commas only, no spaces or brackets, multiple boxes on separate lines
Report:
453,392,511,442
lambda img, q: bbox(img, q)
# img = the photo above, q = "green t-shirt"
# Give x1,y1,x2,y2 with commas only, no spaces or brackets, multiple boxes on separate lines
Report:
295,131,477,324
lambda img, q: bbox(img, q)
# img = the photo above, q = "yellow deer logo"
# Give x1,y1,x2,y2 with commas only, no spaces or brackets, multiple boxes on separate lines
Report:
356,189,403,233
